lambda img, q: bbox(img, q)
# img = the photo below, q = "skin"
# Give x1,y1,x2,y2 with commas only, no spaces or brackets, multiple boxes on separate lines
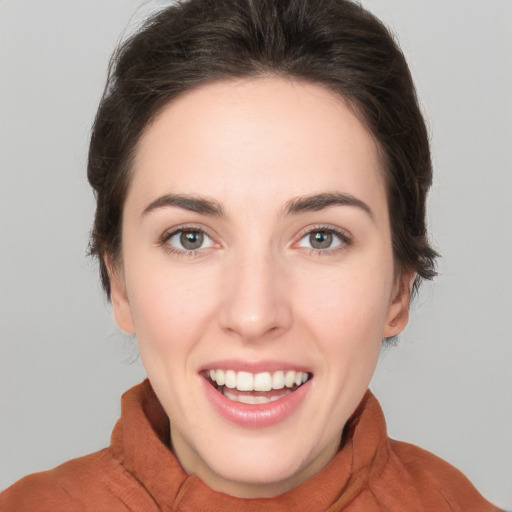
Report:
109,77,412,498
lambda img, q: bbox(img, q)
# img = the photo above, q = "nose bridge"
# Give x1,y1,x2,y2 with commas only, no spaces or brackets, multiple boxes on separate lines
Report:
219,242,291,341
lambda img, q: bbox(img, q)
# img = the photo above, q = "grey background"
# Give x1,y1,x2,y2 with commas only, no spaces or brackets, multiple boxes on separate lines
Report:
1,0,511,508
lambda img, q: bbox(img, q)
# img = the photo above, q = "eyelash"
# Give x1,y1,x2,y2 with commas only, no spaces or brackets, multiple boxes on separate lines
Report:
158,224,352,257
158,224,217,258
295,225,352,256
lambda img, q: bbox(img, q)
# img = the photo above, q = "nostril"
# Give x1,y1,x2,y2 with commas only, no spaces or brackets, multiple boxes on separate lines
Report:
217,268,293,340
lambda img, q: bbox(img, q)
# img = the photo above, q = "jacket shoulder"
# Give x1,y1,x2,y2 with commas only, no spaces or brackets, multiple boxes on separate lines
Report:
0,449,158,512
389,439,501,512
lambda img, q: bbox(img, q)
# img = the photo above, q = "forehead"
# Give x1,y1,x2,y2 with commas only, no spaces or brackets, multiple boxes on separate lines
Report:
128,77,387,217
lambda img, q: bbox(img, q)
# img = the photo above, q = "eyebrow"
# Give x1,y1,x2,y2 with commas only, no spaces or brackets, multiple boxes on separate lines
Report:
285,192,374,221
142,191,374,221
142,194,225,217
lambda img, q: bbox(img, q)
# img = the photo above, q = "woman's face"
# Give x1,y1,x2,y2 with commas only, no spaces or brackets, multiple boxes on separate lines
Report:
111,77,411,498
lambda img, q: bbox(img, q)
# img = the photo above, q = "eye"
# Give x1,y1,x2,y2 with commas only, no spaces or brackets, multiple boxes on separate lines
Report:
165,228,214,252
296,228,348,252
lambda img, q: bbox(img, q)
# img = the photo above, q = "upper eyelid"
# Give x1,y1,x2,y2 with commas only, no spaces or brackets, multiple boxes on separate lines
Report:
163,224,214,237
295,224,352,241
160,224,218,247
158,223,351,250
293,226,353,253
160,227,219,258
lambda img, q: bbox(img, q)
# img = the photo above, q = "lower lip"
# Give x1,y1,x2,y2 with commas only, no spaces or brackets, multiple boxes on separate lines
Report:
201,377,311,428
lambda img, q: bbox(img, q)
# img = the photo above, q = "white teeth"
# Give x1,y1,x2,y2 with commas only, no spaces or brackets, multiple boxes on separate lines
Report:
225,370,237,389
224,389,291,404
254,372,272,391
272,371,285,390
285,371,296,388
237,371,253,391
208,369,310,392
216,369,225,386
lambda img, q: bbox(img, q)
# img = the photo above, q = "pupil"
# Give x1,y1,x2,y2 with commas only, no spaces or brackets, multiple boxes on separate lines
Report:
180,231,203,250
310,231,332,249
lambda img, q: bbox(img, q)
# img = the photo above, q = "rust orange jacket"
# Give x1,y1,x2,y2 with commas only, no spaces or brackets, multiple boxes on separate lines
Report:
0,380,500,511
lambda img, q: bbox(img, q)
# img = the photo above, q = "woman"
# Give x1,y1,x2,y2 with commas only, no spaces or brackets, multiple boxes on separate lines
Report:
0,0,507,510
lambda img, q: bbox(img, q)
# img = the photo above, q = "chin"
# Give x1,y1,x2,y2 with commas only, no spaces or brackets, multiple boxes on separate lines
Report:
185,428,335,498
204,457,311,498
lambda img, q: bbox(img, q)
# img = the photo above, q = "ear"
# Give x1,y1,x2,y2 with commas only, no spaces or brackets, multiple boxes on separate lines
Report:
106,254,135,334
383,271,415,338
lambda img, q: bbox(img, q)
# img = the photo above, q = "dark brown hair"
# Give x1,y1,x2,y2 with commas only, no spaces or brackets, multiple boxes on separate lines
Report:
88,0,437,297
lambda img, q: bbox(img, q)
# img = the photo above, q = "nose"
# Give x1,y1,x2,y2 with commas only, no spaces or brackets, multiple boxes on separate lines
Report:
218,249,292,342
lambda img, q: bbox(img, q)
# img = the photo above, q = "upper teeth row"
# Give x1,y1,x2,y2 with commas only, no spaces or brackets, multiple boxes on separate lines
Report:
208,369,309,392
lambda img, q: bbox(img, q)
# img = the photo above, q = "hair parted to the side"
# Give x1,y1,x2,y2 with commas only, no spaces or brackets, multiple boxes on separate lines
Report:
88,0,438,298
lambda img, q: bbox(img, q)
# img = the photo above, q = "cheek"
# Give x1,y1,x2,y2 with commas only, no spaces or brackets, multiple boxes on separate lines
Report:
296,259,393,344
124,259,219,354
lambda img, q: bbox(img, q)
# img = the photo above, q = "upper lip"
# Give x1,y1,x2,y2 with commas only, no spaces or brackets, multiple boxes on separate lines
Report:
198,359,313,374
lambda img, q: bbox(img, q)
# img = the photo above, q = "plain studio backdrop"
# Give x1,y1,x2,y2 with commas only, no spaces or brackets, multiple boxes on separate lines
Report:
0,0,511,508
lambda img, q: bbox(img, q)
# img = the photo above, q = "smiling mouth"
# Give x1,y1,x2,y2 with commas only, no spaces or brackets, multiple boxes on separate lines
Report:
205,369,312,404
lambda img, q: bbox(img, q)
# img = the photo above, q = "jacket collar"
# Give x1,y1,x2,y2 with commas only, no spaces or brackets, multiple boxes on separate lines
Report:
110,380,391,511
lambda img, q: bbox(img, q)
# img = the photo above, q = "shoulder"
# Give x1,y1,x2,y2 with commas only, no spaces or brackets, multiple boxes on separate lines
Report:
0,449,158,512
387,439,501,512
